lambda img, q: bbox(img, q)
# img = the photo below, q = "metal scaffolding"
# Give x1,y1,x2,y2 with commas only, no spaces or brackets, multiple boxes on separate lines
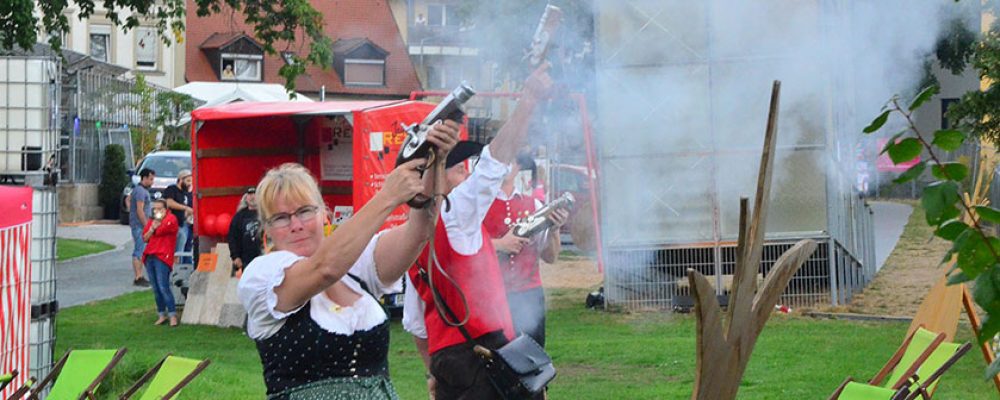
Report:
594,0,876,310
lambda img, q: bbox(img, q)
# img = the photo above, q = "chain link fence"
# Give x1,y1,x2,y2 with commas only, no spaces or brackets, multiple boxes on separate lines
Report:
62,71,172,183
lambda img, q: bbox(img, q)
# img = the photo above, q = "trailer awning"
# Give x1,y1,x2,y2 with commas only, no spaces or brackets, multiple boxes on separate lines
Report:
190,100,407,121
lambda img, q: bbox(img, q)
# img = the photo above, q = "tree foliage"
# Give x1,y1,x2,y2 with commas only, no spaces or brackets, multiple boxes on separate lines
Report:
867,86,1000,379
946,30,1000,146
154,91,197,146
1,0,329,92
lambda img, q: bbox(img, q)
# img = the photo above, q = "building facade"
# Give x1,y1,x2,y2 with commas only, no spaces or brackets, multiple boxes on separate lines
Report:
58,5,186,89
185,0,421,99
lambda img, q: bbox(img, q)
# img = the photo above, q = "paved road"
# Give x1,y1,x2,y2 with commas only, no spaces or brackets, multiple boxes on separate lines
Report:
870,201,913,273
57,223,148,307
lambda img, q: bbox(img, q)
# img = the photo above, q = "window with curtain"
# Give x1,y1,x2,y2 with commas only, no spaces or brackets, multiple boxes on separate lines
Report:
89,25,111,62
344,59,385,86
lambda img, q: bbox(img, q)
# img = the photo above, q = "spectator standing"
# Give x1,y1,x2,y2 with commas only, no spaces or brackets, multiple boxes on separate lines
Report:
129,168,155,286
163,169,194,264
142,199,180,326
228,187,262,274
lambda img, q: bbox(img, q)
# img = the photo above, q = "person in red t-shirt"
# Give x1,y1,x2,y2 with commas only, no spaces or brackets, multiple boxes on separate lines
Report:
142,199,179,326
485,153,568,348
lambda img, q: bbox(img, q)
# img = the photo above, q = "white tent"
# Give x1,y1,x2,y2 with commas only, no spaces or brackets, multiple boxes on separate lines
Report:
173,82,314,126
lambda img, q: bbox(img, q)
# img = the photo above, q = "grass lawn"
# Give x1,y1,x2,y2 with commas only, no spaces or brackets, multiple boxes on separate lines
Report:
55,288,996,399
56,238,115,261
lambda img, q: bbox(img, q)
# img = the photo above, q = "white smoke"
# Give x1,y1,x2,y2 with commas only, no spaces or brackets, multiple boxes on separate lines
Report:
456,1,972,307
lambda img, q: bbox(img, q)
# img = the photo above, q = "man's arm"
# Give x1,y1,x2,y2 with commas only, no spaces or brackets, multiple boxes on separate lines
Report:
228,211,243,265
539,208,568,264
373,121,459,285
488,63,552,164
136,199,148,225
414,336,437,399
441,146,510,255
165,196,190,214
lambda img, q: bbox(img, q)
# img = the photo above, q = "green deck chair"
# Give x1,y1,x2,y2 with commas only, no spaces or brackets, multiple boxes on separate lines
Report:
26,348,128,400
830,327,972,400
836,382,908,400
829,327,944,400
119,354,211,400
900,340,972,399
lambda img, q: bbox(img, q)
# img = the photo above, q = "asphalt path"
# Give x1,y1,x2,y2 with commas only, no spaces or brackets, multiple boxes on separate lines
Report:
57,223,148,307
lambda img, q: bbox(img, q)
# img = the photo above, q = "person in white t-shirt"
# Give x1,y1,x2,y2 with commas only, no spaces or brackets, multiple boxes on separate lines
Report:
238,122,458,400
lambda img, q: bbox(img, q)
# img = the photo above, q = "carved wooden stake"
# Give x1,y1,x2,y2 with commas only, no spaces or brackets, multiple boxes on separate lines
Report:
689,81,818,400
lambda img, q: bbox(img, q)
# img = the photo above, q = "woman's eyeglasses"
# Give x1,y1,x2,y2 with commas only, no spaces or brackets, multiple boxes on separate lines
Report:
267,205,319,229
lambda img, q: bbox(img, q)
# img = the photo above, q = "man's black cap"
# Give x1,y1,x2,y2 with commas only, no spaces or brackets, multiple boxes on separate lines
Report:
445,141,484,169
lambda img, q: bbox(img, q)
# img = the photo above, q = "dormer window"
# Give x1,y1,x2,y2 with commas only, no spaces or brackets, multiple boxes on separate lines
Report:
200,32,264,82
332,38,389,87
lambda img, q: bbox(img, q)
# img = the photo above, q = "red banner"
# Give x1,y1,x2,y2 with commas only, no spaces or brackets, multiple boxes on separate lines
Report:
0,186,32,398
352,101,467,230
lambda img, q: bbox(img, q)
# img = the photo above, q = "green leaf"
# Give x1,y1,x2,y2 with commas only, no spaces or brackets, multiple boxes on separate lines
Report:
864,110,891,134
977,206,1000,224
922,181,962,226
957,234,999,279
946,270,973,284
941,248,957,266
982,315,1000,346
893,161,926,184
888,138,922,164
935,220,969,241
880,130,908,155
932,129,966,151
909,85,939,111
931,162,969,181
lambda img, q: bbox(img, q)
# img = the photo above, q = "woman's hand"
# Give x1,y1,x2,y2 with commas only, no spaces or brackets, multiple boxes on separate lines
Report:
494,230,530,254
381,159,426,207
427,120,460,161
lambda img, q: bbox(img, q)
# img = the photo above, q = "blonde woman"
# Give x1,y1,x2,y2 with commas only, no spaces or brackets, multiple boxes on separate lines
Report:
238,122,459,399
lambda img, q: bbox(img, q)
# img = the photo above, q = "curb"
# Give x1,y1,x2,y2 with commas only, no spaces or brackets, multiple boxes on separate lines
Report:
56,238,130,264
804,311,913,323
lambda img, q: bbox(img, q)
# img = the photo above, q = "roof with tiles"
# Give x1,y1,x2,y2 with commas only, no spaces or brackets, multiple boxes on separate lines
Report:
185,0,421,97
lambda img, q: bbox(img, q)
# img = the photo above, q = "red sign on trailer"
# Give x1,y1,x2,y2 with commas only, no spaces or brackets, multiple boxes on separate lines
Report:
189,100,466,243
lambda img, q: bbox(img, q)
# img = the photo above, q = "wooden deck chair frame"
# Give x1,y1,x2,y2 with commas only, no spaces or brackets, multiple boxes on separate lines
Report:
8,376,36,400
1,369,19,392
828,326,946,400
27,347,128,400
118,354,211,400
6,370,35,400
902,342,973,400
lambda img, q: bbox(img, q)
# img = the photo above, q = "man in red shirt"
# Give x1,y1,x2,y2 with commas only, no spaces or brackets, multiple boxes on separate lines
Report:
143,199,180,326
485,153,568,348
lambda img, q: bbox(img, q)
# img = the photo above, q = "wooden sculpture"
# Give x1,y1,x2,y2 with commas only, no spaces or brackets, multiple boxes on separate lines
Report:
688,81,818,400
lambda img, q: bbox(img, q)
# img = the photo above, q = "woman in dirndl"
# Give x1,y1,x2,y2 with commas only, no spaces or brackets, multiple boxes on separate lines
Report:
238,122,459,399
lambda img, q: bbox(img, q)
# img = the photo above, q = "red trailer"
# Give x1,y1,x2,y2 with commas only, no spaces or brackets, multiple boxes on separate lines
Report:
189,100,466,252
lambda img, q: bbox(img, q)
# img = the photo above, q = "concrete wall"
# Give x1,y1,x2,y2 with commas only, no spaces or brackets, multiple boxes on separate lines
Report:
57,183,103,223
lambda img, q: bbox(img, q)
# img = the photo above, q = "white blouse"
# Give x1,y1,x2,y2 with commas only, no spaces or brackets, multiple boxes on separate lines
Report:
238,232,402,340
402,144,510,338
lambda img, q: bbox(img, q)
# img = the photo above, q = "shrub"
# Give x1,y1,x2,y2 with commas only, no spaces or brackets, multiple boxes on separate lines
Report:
99,144,128,219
